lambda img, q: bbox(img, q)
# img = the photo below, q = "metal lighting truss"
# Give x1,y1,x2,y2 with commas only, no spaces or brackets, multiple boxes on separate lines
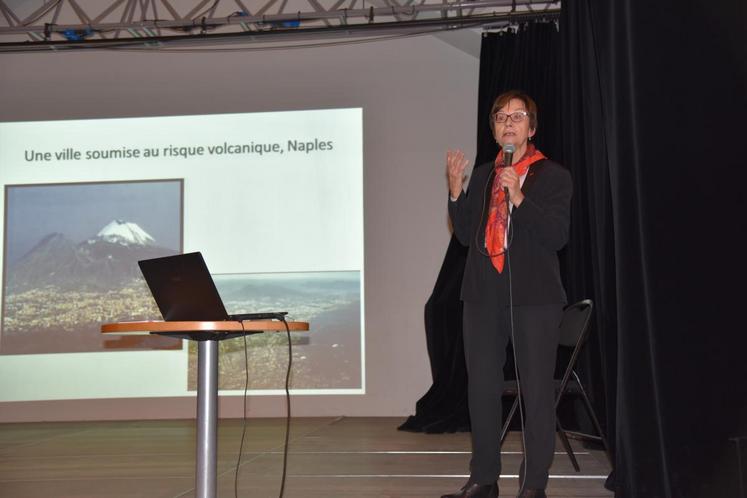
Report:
0,0,559,52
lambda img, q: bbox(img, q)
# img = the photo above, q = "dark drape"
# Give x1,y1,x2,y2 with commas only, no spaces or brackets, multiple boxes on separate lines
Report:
561,1,747,496
476,23,562,165
558,0,621,484
400,22,565,434
404,4,746,495
398,236,470,433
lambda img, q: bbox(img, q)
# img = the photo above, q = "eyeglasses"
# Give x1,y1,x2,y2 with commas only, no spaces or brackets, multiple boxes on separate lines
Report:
492,110,529,123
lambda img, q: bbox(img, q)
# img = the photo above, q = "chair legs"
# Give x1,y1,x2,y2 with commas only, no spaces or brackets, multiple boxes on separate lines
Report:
573,371,614,469
500,396,519,445
556,419,580,472
500,394,582,473
500,373,614,473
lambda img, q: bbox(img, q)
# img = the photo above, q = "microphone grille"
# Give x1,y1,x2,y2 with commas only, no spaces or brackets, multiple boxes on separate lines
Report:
503,143,515,154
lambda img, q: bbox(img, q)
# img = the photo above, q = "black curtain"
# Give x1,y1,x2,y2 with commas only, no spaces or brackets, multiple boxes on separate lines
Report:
399,22,569,433
561,1,747,496
398,236,471,433
476,23,562,165
404,4,747,495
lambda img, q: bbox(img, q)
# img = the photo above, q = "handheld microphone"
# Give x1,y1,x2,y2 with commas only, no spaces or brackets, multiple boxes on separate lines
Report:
502,143,515,196
503,143,515,166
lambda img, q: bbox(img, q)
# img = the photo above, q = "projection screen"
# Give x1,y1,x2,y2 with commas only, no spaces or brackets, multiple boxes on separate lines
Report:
0,108,364,401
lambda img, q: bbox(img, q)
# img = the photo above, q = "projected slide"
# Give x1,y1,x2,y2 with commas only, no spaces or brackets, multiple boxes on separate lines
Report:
0,108,364,401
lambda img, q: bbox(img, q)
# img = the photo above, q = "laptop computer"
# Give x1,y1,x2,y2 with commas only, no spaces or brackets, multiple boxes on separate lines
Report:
138,252,287,322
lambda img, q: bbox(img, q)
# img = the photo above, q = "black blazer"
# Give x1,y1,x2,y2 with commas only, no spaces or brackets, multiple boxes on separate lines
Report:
448,158,572,305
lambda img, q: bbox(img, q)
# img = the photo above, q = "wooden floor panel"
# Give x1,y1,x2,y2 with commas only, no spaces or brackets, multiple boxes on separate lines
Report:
0,477,195,498
0,417,613,498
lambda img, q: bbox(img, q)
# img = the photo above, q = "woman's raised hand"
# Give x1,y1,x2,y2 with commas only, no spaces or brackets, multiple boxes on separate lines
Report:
446,149,469,199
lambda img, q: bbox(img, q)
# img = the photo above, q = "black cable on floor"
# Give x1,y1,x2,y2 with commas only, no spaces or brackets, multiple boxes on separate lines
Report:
232,317,293,498
278,318,292,498
234,322,251,498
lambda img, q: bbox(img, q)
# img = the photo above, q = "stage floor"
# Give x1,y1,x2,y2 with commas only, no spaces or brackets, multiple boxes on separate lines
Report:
0,417,613,497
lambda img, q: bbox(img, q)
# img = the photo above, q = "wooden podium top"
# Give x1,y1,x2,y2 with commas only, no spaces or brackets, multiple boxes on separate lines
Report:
101,320,309,334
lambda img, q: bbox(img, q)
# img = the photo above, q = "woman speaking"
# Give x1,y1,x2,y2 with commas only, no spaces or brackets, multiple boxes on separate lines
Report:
442,91,572,498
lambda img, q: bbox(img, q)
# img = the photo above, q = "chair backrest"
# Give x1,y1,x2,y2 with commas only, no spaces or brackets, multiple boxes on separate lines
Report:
554,299,594,408
558,299,594,348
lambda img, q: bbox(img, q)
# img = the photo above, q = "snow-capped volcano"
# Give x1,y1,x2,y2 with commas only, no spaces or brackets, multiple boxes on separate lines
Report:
7,221,175,293
95,220,155,246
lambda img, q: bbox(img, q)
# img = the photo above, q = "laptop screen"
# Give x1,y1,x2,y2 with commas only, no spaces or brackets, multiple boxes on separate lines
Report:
138,252,229,321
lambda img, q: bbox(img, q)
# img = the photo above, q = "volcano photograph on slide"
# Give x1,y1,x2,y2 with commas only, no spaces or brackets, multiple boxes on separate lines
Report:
1,180,182,355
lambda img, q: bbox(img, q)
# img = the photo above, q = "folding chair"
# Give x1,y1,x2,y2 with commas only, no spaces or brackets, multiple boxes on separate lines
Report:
499,299,613,471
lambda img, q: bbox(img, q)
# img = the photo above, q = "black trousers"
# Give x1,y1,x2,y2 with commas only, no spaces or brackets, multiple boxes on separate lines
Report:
462,301,563,489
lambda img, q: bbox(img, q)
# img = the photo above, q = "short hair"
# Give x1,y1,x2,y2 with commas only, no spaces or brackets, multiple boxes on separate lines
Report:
489,90,538,136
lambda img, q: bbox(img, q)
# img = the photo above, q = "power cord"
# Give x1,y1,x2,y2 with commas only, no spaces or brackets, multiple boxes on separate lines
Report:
234,321,250,498
506,224,528,494
233,317,293,498
278,317,292,498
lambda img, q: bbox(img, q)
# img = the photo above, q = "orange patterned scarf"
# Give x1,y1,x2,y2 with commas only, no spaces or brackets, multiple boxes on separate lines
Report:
484,144,546,272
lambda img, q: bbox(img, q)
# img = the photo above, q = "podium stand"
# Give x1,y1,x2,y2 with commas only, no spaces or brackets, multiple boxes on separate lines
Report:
102,319,309,498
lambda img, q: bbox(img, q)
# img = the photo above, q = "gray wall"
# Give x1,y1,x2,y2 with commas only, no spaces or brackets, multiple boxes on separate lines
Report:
0,34,480,421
